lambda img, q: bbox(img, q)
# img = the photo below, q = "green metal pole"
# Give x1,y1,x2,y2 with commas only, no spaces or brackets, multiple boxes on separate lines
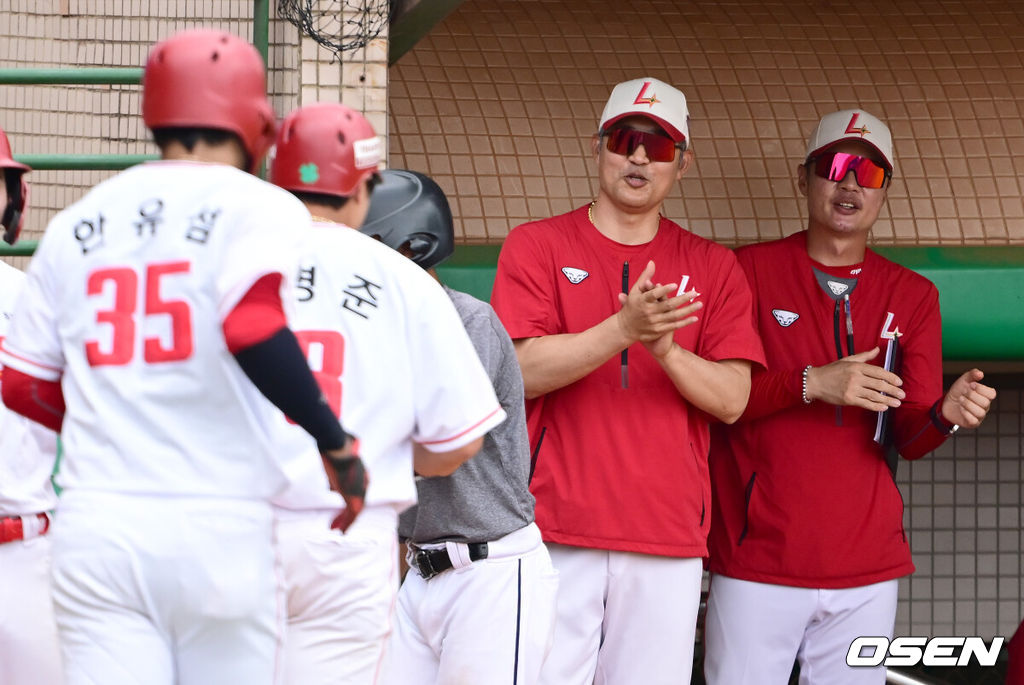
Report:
13,154,156,170
253,0,269,66
0,68,143,85
0,240,38,256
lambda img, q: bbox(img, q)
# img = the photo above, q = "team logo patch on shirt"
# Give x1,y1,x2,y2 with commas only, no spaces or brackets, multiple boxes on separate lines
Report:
827,280,849,296
561,267,589,284
772,309,799,327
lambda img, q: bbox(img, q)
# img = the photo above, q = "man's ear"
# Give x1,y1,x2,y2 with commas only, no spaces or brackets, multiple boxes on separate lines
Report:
677,148,694,179
797,163,809,197
591,134,602,160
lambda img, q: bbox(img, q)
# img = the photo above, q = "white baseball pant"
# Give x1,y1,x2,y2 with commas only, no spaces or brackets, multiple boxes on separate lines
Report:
278,505,399,685
538,544,704,685
51,491,284,685
381,522,558,685
704,574,898,685
0,524,62,685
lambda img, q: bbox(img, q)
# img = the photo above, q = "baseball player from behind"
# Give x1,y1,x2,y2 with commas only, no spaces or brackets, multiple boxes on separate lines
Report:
268,103,506,685
365,170,558,685
0,31,362,685
0,126,62,685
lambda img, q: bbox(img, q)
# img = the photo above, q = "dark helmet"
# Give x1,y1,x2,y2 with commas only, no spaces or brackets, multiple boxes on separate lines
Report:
0,126,30,245
359,169,455,270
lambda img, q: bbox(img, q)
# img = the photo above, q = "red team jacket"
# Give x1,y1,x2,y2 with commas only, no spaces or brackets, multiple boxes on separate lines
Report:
492,206,765,558
708,231,953,588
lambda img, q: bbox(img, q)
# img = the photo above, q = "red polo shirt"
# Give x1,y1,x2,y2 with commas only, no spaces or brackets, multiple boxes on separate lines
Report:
492,206,765,557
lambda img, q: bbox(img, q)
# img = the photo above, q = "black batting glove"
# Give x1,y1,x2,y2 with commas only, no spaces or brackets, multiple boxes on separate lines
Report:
320,434,368,532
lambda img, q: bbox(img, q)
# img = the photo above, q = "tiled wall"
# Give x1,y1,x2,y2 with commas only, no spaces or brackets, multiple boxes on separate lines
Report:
898,380,1022,639
386,0,1024,642
0,0,389,252
1,0,267,250
0,0,1021,643
389,0,1024,247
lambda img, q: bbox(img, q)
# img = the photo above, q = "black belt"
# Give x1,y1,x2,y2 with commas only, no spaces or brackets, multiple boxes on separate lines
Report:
410,542,488,580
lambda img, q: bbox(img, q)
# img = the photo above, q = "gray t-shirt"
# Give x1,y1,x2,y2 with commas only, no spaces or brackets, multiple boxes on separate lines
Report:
398,286,535,544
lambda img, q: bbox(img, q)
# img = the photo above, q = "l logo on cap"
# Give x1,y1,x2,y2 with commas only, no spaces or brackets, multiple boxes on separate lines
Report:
845,113,870,137
633,82,660,108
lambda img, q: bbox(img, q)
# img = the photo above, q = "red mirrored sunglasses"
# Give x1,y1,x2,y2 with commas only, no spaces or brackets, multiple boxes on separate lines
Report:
604,127,681,162
810,151,891,189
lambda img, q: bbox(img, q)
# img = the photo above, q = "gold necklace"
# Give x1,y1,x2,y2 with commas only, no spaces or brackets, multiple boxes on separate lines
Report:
588,200,597,226
310,215,337,224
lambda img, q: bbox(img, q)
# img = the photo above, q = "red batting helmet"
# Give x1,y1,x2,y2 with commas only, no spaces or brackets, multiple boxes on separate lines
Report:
142,30,276,171
270,103,383,198
0,126,30,245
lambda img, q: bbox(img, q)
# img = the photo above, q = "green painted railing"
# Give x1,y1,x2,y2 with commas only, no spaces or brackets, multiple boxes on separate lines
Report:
437,245,1024,362
0,0,272,251
12,154,157,170
0,68,143,84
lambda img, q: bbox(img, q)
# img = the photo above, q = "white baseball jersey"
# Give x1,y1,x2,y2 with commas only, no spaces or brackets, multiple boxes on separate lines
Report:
0,161,312,499
272,221,507,513
0,260,63,685
0,261,58,515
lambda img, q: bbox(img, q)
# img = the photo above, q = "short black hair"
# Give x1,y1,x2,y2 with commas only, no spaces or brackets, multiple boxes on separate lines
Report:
288,173,382,210
290,191,351,211
152,127,252,170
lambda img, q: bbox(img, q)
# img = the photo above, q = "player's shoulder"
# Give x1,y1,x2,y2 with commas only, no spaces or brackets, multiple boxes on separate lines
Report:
51,166,137,218
866,247,938,295
0,260,26,311
500,208,587,271
661,217,736,260
443,285,491,320
214,166,308,213
442,284,512,346
733,231,803,270
331,225,412,264
506,207,583,243
734,231,799,257
63,161,300,213
329,226,443,290
0,259,25,283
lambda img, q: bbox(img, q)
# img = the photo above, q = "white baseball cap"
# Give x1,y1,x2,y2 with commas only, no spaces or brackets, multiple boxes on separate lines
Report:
805,108,894,171
598,77,690,145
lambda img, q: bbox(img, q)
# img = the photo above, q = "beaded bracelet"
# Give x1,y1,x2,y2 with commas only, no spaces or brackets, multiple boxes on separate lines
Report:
801,365,813,404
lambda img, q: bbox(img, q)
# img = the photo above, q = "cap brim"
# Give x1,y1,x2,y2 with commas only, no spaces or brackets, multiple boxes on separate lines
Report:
601,113,686,144
808,139,892,170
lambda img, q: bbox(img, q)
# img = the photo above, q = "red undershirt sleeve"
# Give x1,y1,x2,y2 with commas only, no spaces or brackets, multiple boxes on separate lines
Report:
222,273,288,355
739,367,804,422
1,367,65,432
892,400,953,461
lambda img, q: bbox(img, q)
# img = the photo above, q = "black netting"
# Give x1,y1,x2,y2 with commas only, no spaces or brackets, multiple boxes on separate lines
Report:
277,0,389,59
